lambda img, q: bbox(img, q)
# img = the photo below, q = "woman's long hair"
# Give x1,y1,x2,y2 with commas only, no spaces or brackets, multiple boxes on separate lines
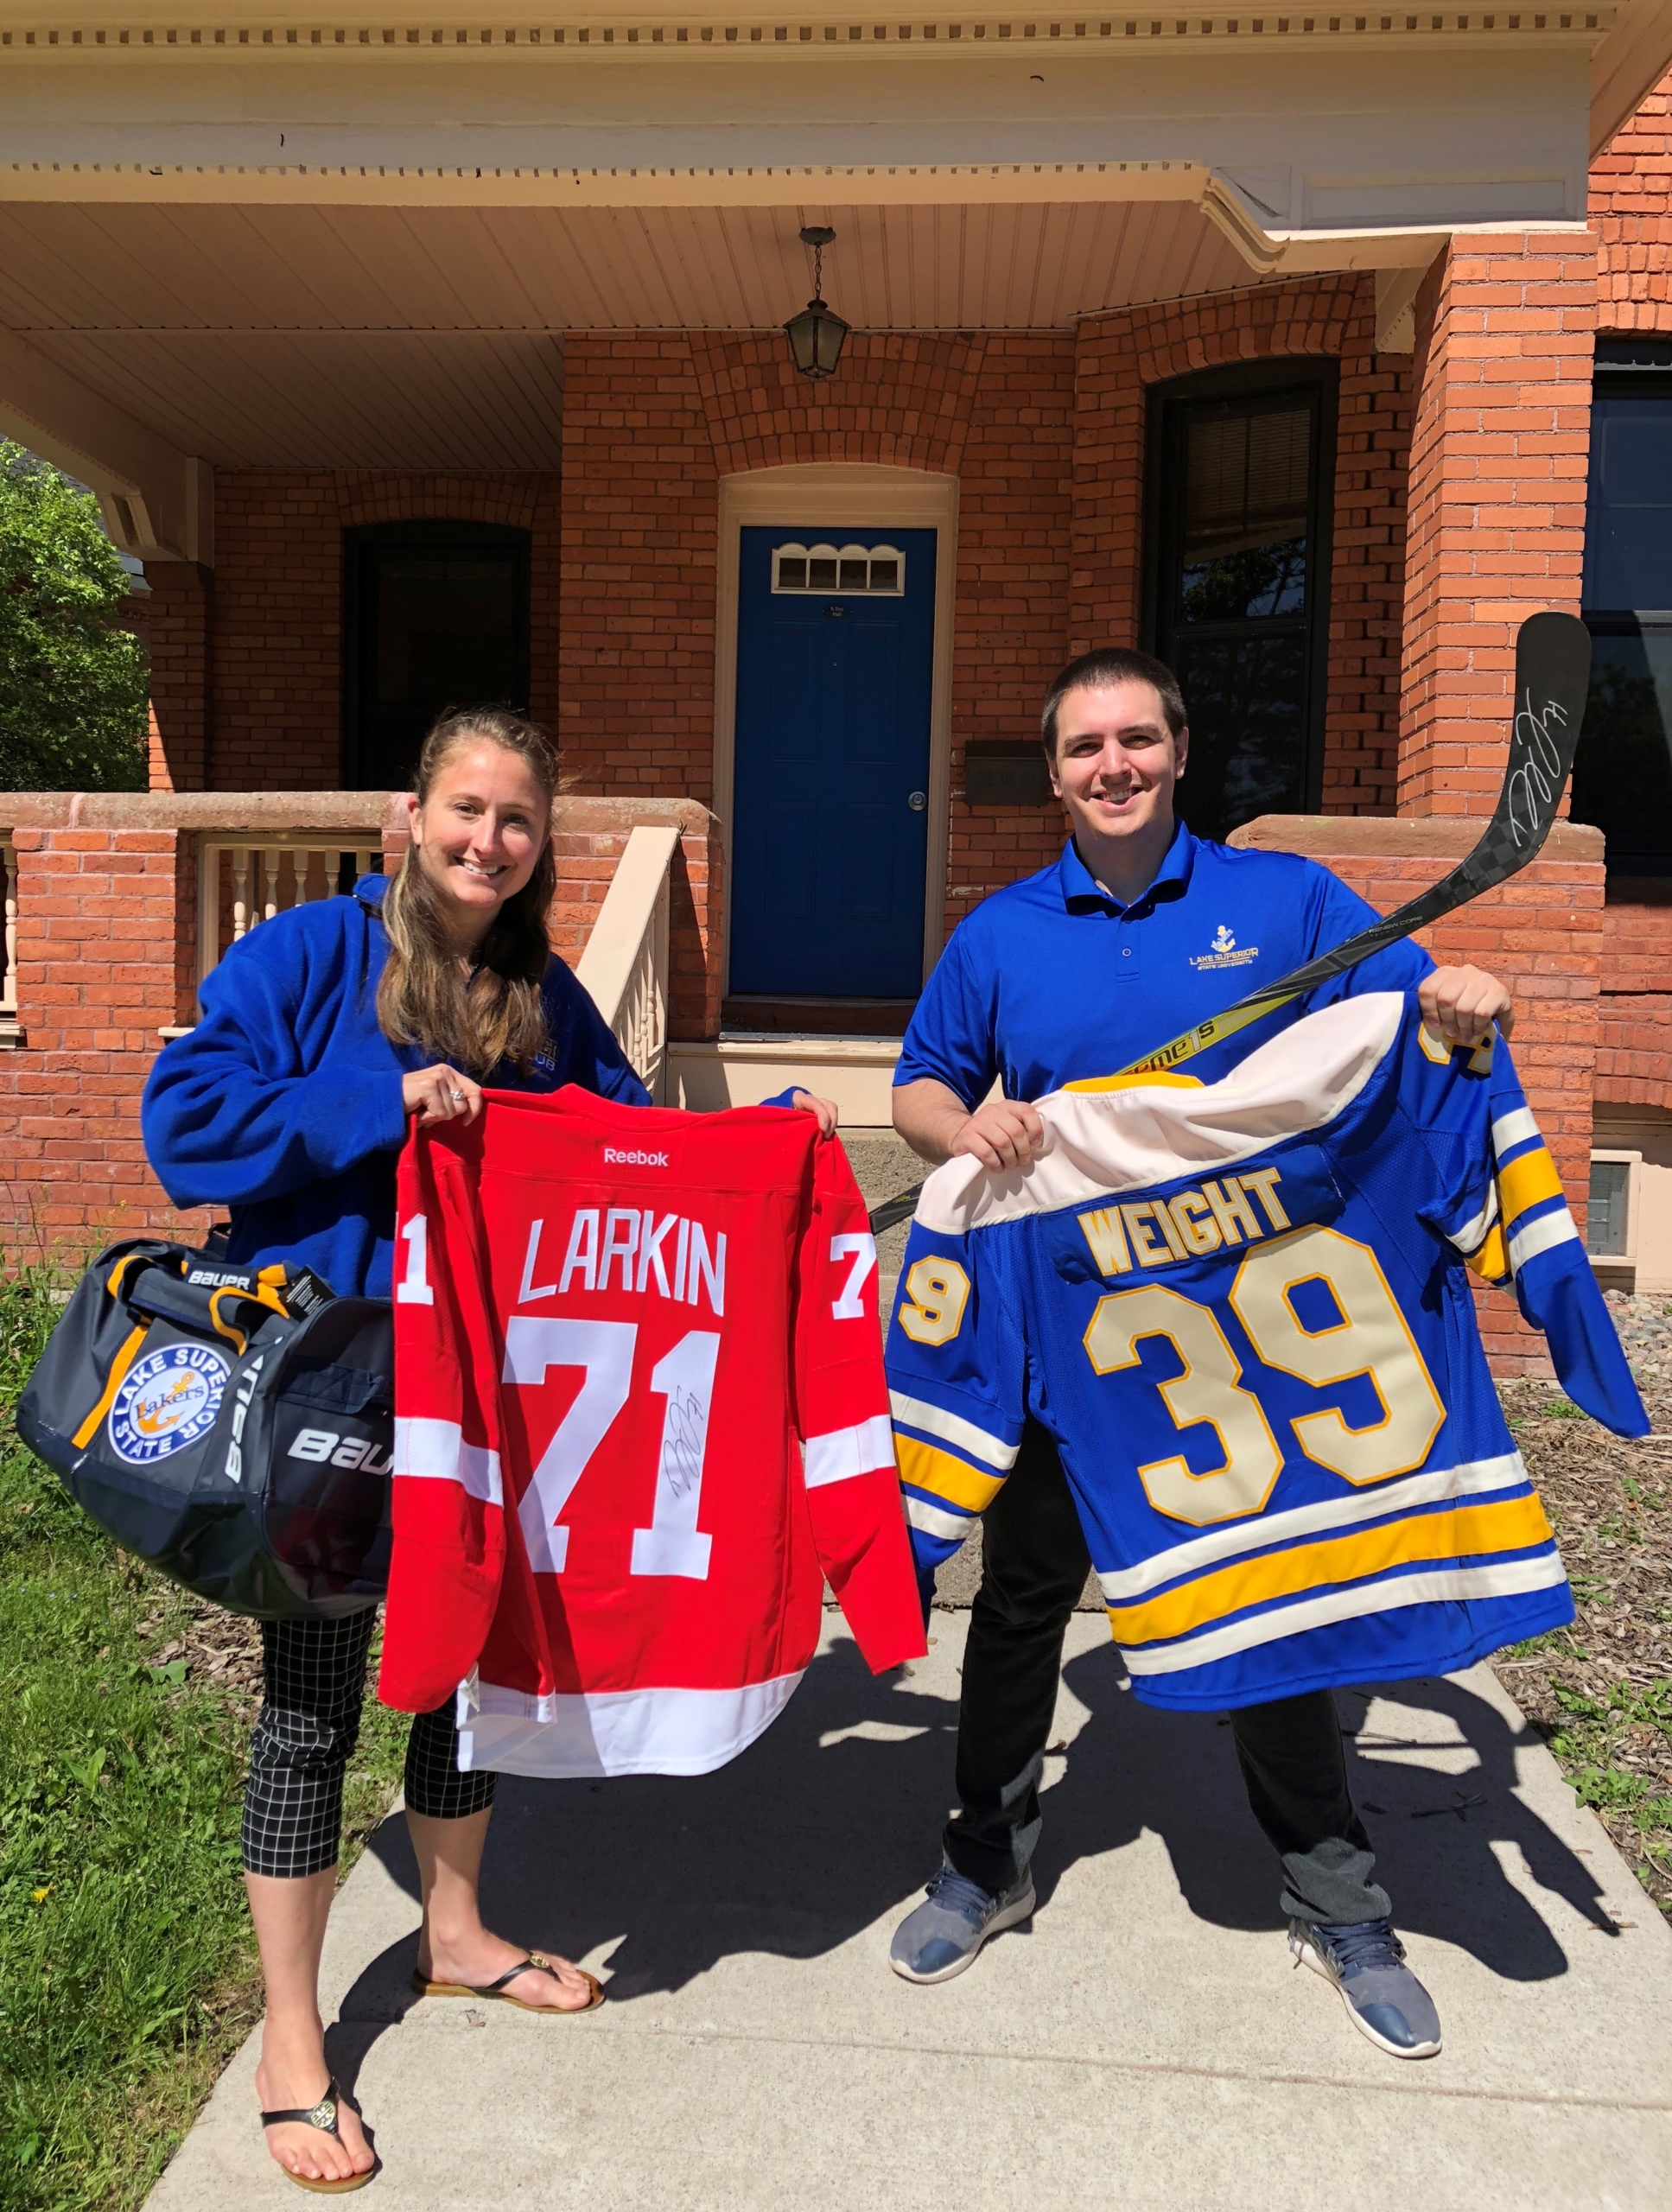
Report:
376,707,560,1076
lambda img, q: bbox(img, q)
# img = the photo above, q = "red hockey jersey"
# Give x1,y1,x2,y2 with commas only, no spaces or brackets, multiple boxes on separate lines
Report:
379,1087,925,1777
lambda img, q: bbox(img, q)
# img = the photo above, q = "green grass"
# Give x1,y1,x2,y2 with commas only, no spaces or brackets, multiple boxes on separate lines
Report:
0,1265,406,2211
1546,1677,1672,1882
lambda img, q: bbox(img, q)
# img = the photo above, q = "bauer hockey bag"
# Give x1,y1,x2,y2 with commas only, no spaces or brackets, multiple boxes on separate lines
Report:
16,1239,394,1619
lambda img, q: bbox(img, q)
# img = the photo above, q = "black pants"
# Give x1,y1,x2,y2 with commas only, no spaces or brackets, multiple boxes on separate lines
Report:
944,1423,1389,1927
241,1610,496,1879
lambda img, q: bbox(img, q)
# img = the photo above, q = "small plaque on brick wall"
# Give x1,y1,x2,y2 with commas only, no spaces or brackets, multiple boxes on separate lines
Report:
963,741,1056,808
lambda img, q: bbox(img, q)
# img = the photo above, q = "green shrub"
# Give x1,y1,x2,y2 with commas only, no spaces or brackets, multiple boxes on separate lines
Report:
0,445,148,792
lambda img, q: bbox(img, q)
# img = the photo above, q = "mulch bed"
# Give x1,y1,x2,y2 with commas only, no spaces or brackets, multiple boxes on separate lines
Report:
137,1593,264,1718
1495,1367,1672,1917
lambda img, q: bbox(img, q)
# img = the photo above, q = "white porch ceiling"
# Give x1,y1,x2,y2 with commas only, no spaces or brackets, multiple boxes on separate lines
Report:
0,197,1257,467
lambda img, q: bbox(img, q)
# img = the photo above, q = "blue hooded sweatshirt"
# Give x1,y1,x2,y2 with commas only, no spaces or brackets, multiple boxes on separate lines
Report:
142,876,652,1300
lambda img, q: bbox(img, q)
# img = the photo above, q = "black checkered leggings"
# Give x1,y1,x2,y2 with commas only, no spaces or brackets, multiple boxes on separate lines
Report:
241,1610,497,1878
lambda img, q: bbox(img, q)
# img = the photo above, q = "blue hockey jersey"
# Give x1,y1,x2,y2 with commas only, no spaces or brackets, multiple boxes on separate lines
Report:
885,992,1649,1712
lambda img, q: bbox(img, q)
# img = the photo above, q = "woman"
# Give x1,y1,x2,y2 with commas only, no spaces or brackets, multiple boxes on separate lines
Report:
143,709,835,2191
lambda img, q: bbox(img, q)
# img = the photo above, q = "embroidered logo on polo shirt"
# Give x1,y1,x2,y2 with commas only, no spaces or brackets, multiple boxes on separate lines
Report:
1190,925,1260,972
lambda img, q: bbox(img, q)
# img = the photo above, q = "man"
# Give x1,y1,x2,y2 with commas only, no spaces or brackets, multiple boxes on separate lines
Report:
887,647,1516,2060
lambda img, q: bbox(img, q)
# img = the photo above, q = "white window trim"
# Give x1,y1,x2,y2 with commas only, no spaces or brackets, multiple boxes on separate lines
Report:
1588,1148,1641,1264
714,464,958,997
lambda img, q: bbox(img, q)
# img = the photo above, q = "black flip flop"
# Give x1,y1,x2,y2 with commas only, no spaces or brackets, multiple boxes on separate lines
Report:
410,1948,606,2014
260,2077,377,2194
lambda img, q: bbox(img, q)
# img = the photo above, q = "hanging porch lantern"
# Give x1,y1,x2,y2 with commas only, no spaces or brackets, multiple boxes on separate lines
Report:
784,226,849,381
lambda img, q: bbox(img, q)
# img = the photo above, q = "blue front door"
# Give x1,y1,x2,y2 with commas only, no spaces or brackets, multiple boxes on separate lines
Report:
729,525,936,999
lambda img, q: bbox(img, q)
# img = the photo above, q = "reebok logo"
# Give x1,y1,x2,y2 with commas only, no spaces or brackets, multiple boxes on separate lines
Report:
604,1145,670,1167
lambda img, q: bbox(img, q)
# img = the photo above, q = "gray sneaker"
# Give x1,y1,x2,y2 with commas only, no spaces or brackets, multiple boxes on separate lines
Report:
889,1866,1036,1985
1289,1916,1443,2059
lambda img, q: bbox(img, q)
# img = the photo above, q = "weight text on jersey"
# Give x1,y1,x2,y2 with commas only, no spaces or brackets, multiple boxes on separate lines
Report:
1078,1169,1290,1278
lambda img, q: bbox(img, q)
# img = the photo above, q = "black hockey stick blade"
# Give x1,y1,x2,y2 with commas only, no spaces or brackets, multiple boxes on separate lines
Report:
866,611,1591,1238
1117,609,1592,1077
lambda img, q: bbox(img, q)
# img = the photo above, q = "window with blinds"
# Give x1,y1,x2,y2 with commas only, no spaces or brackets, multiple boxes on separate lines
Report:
1148,365,1335,842
1575,338,1672,887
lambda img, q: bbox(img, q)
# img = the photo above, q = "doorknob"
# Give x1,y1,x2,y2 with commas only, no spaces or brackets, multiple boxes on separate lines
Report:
907,791,927,811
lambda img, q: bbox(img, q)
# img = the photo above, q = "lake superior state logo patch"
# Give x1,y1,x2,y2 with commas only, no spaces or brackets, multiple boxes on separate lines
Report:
107,1342,230,1465
1189,923,1260,972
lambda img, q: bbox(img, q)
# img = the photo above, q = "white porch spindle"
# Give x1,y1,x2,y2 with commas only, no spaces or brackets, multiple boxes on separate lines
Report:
231,849,252,943
195,839,388,988
574,824,682,1103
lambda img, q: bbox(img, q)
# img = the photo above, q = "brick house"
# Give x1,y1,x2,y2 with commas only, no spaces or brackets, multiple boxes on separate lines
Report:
1,6,1670,1370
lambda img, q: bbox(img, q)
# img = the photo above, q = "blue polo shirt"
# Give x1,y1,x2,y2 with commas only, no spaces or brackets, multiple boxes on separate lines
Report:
896,824,1433,1106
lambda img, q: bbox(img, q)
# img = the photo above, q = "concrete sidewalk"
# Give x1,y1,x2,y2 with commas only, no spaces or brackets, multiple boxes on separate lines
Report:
149,1616,1672,2211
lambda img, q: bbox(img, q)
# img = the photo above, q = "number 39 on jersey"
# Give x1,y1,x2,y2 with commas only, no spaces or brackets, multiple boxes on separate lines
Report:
883,995,1631,1714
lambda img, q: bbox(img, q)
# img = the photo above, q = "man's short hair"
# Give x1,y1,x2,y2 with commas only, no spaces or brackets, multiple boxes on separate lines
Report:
1039,648,1188,757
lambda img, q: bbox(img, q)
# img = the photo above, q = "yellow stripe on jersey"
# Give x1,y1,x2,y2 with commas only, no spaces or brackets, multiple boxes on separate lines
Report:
1497,1146,1564,1229
1105,1492,1554,1649
893,1433,1007,1516
1465,1224,1510,1283
1064,1070,1205,1095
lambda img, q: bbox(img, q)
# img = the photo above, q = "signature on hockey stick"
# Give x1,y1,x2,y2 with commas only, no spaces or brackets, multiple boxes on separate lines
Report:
1508,688,1568,848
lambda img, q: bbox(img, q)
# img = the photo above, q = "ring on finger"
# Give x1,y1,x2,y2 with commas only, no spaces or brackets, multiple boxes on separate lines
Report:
449,1090,466,1106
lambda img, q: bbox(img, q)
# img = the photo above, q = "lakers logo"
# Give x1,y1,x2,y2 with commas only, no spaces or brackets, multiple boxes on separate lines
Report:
108,1343,230,1465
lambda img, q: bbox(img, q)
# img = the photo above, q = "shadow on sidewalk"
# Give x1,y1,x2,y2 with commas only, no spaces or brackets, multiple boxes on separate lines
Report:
1046,1638,1618,1974
325,1629,1610,2094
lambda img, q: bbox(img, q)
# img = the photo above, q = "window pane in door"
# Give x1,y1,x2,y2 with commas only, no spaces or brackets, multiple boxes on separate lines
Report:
346,525,529,790
374,554,518,710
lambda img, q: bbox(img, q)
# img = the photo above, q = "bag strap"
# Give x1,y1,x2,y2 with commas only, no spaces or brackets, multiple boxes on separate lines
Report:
71,1325,149,1450
207,1280,291,1356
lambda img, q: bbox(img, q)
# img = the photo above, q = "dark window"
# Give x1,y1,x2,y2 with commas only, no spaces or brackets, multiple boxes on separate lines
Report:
343,521,530,790
1147,364,1336,841
1576,339,1672,885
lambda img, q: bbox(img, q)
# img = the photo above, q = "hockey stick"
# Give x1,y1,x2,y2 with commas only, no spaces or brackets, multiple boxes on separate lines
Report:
868,610,1592,1238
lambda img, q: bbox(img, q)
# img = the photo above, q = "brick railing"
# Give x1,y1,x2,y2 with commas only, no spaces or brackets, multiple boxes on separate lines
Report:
0,792,722,1256
1595,896,1672,1115
0,833,17,1045
1230,814,1607,1377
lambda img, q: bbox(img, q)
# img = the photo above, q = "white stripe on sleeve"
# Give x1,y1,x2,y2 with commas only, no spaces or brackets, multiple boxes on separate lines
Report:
888,1389,1020,1471
1508,1206,1581,1273
1491,1106,1540,1160
393,1415,504,1505
804,1412,896,1490
1449,1181,1499,1255
906,1495,976,1541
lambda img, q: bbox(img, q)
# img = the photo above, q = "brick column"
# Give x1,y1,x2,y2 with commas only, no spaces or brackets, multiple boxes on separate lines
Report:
1398,231,1598,817
0,817,211,1251
143,562,213,793
557,337,717,798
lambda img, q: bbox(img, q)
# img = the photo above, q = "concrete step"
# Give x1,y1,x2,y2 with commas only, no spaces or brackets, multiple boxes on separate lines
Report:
669,1034,902,1126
